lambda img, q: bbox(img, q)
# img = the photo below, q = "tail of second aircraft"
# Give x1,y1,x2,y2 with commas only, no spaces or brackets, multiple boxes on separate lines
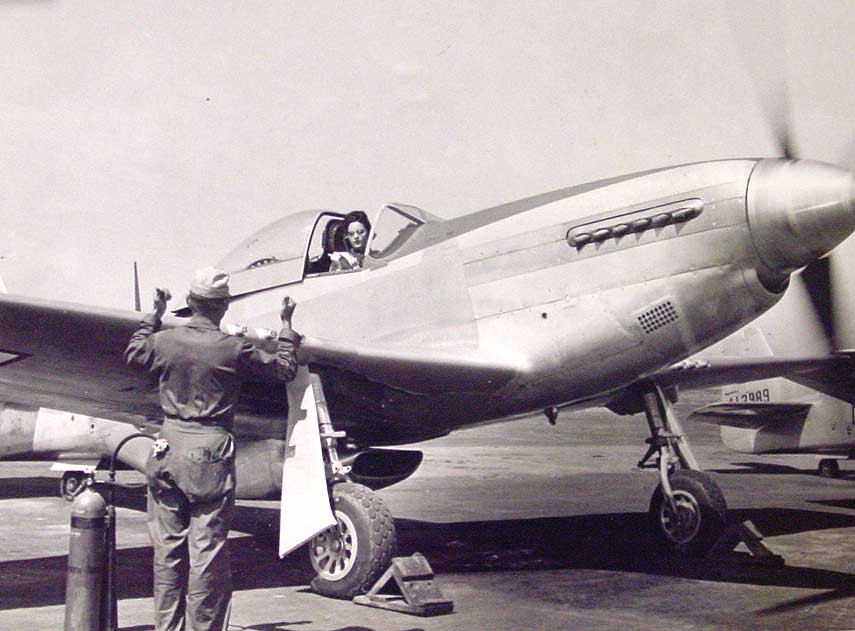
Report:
690,318,855,473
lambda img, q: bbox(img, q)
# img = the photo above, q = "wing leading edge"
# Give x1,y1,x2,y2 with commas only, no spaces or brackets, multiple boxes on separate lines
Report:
0,293,160,423
0,294,520,429
298,336,519,394
651,353,855,404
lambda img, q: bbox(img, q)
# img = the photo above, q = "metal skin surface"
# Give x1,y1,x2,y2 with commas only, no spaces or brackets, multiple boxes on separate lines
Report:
683,183,855,464
221,158,852,443
747,160,855,272
1,158,854,457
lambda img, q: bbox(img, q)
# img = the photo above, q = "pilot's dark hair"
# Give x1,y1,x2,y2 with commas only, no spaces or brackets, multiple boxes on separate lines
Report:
342,210,371,234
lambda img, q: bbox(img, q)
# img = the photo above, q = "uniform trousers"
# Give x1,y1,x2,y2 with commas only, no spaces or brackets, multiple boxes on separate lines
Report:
146,421,235,631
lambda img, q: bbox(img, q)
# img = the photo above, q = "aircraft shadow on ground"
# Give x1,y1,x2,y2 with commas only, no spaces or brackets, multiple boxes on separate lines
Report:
394,509,854,582
809,498,855,510
0,475,60,500
1,492,853,611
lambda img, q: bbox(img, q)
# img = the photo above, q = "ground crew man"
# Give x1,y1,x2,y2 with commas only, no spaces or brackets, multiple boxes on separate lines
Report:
124,267,301,631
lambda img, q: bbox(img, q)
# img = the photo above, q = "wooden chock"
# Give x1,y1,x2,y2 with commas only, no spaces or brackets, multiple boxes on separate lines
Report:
353,553,454,616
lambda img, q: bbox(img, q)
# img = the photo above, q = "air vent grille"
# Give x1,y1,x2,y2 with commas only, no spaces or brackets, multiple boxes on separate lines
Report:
638,301,678,334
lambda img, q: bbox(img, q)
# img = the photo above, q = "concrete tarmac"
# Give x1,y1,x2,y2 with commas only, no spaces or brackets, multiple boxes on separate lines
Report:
1,396,853,630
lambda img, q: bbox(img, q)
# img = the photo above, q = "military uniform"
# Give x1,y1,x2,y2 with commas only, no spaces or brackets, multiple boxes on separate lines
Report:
125,270,299,631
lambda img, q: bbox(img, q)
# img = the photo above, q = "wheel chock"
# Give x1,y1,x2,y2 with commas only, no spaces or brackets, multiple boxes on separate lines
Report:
710,520,784,565
353,553,454,616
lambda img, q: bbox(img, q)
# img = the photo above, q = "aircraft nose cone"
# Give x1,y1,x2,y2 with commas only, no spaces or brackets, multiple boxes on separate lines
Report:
747,159,855,272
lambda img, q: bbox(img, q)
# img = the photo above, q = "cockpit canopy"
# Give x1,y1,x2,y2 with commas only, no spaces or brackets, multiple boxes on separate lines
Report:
215,204,443,297
217,209,328,273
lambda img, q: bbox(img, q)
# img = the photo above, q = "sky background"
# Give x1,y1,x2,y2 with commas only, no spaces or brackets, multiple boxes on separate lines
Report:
1,1,853,309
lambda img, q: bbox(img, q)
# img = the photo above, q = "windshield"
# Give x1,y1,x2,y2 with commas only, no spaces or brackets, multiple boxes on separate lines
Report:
369,204,425,259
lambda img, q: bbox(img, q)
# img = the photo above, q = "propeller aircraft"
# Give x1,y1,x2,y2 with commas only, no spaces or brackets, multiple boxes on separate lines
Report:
1,154,854,597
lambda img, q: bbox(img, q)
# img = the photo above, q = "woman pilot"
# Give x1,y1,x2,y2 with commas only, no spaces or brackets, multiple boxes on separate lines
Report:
330,210,371,272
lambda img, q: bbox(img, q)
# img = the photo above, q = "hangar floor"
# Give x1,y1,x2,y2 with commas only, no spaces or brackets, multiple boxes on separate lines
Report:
1,394,852,630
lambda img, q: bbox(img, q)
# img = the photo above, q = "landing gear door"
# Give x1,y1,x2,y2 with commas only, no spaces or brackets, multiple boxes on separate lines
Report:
279,367,337,557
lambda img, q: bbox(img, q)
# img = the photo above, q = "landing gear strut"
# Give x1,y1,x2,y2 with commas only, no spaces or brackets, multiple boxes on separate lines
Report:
639,384,727,556
306,372,397,599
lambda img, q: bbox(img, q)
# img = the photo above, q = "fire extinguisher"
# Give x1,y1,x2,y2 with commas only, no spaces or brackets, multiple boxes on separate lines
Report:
63,433,153,631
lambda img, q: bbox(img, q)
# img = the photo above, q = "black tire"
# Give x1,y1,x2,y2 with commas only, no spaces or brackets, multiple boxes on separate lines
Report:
818,459,841,478
60,472,87,502
649,469,727,557
309,482,396,598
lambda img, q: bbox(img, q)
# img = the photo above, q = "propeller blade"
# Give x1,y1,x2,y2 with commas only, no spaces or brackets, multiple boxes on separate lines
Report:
829,235,855,350
775,119,797,161
727,1,797,158
800,256,836,349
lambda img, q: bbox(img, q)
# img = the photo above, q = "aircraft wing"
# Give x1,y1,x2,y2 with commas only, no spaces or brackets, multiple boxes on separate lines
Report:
652,353,855,404
0,294,519,429
784,352,855,405
0,293,161,424
298,336,519,394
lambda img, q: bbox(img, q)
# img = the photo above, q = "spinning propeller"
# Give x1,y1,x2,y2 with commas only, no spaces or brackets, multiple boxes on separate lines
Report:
735,4,855,351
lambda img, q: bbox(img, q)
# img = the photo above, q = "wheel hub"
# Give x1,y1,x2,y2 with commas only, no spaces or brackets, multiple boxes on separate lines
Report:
309,509,358,581
659,490,701,544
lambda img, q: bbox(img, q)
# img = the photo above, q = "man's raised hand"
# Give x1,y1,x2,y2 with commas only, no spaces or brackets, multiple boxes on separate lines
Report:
153,288,172,319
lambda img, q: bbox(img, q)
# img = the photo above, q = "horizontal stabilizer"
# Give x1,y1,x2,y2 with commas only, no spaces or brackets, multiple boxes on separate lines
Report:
690,402,812,429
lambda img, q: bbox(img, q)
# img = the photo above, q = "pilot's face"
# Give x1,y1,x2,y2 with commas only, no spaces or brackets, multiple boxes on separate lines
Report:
346,221,368,253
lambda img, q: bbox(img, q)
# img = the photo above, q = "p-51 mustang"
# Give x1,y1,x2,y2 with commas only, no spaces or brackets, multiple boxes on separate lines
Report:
1,157,853,597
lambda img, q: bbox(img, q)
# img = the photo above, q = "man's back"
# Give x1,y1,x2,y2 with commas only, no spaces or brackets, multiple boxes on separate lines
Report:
126,313,299,427
147,317,245,424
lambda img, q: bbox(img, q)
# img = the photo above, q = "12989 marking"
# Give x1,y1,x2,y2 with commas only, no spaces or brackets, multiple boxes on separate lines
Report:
728,388,771,403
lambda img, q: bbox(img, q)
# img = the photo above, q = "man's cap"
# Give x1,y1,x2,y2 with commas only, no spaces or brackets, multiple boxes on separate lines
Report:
189,267,230,299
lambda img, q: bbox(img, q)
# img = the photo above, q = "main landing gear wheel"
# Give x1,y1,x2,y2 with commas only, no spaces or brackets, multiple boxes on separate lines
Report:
649,470,727,557
60,471,89,501
818,459,841,478
309,482,396,599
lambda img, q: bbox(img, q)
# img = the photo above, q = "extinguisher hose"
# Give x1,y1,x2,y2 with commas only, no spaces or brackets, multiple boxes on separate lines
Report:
109,432,155,482
103,432,154,631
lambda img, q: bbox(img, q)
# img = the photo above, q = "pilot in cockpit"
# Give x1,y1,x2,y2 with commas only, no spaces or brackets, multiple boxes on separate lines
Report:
329,210,371,272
